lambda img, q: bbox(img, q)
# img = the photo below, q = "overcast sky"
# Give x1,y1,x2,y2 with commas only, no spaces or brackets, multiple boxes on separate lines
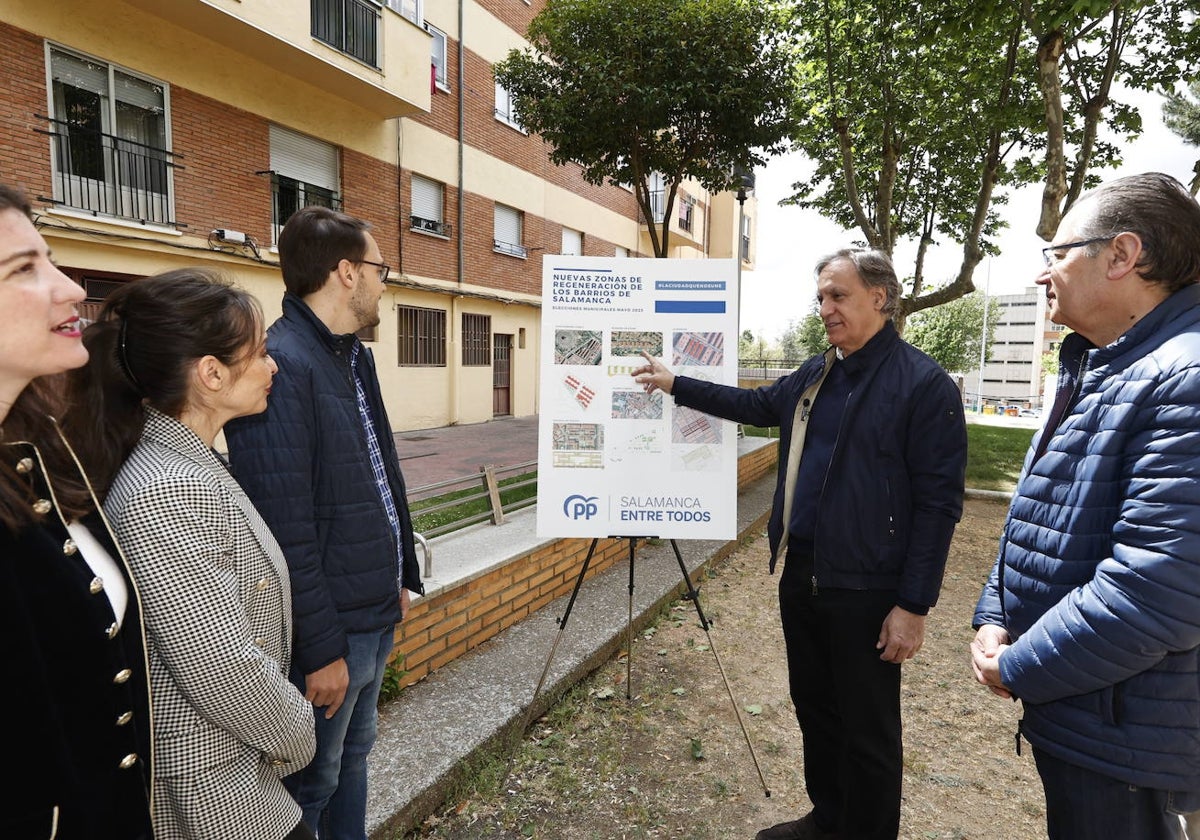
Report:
739,92,1200,341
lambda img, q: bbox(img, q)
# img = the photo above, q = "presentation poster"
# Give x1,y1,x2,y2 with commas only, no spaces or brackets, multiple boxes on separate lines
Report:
536,256,739,540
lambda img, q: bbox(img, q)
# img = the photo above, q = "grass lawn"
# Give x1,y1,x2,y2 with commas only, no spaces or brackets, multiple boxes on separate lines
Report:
743,419,1035,493
965,420,1035,492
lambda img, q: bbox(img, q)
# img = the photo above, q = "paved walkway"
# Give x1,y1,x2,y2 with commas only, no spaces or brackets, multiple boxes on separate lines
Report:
395,415,539,492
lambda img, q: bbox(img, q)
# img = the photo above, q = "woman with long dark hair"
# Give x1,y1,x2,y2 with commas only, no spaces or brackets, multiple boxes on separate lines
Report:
66,269,316,840
0,183,154,839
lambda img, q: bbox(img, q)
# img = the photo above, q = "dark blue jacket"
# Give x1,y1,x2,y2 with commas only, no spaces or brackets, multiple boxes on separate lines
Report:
975,284,1200,792
226,294,422,675
672,322,966,610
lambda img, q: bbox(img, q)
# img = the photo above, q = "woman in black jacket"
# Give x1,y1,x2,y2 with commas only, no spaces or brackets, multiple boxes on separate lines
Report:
0,183,153,839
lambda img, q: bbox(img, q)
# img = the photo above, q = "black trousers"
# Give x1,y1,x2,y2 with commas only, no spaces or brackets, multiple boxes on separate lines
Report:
779,554,902,840
1034,747,1189,840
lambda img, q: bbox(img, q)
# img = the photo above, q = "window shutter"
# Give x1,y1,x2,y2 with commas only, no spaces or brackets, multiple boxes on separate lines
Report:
269,125,339,191
51,50,108,96
114,71,164,112
494,204,521,245
561,228,582,256
411,174,443,222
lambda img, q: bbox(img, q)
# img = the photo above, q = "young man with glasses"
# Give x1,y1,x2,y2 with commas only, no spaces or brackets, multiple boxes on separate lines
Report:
971,172,1200,839
226,206,421,840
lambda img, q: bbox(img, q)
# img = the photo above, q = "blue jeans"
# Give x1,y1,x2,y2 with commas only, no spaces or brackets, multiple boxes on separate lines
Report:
285,626,394,840
1034,746,1196,840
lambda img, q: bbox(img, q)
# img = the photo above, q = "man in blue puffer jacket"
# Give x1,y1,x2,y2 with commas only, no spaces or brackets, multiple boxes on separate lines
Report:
634,249,966,840
226,206,423,840
972,172,1200,840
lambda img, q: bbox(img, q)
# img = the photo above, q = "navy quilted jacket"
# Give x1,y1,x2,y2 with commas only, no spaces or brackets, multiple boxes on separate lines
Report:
974,284,1200,791
226,294,422,675
672,322,966,609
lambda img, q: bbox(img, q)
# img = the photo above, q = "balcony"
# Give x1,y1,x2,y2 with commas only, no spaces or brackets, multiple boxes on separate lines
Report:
646,187,666,224
493,240,528,259
41,117,176,226
312,0,380,68
411,215,452,237
119,0,431,117
268,173,343,238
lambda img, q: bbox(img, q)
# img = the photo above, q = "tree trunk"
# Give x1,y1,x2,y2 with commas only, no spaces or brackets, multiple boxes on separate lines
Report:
1035,30,1067,241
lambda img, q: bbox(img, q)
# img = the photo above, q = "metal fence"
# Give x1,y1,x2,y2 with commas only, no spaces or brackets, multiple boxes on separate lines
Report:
406,460,537,576
311,0,380,66
40,116,176,225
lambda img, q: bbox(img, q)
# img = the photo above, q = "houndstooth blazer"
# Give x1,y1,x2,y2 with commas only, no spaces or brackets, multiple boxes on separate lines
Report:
104,407,315,840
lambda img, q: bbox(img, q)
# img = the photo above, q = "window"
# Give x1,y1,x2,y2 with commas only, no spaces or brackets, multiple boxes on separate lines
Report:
410,174,448,236
462,313,491,366
398,305,446,366
561,227,582,256
268,124,341,242
427,24,448,91
385,0,420,24
494,81,522,130
59,267,139,322
741,212,751,262
46,46,173,225
312,0,381,67
678,194,695,232
646,172,666,223
493,204,526,258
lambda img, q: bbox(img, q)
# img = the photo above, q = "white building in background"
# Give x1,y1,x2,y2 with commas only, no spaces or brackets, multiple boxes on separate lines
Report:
963,286,1065,410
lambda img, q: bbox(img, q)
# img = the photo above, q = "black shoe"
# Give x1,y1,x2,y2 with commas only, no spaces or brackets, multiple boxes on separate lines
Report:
754,812,839,840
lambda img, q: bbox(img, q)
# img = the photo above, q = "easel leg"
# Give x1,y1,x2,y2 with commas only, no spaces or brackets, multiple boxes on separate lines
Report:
670,539,772,798
529,537,599,707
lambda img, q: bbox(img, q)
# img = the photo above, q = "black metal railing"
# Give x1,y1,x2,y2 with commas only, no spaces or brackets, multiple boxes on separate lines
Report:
646,187,665,223
738,358,804,379
267,172,342,236
40,116,175,225
493,239,527,258
311,0,380,67
410,215,452,237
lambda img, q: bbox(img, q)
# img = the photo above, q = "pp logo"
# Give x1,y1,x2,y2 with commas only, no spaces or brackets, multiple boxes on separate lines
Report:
562,494,599,521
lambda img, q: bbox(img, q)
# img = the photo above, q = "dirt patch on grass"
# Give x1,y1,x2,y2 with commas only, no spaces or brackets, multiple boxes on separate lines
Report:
404,497,1044,839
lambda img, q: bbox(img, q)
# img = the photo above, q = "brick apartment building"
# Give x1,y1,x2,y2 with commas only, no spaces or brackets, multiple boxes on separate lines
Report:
0,0,756,431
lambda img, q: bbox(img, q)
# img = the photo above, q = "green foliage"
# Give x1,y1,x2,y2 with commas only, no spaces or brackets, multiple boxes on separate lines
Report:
738,328,776,360
905,293,996,373
1041,349,1060,380
786,0,1042,282
378,653,408,705
785,0,1200,311
1163,79,1200,146
778,310,827,360
1163,79,1200,194
493,0,798,256
1012,0,1200,235
966,421,1035,492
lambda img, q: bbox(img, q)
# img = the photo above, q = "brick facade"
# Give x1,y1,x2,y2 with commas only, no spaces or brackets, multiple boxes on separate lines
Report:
0,24,55,203
169,88,272,243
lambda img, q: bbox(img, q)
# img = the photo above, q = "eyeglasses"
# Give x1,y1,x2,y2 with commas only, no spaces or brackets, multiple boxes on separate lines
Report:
1041,236,1115,268
357,259,391,284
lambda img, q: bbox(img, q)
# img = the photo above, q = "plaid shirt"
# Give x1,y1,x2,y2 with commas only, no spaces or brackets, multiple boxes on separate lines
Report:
350,342,404,572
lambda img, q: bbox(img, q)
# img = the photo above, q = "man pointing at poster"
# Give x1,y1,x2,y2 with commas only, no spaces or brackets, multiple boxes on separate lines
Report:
632,248,966,840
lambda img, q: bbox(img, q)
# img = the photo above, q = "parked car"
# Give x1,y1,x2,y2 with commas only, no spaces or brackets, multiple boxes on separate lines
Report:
1019,409,1039,417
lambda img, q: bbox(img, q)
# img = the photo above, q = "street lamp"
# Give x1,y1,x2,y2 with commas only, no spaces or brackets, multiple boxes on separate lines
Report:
733,164,755,340
976,259,991,413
